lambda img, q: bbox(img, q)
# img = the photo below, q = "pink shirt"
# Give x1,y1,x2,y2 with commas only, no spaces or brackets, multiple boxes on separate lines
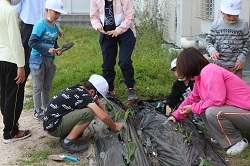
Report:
90,0,136,37
173,64,250,120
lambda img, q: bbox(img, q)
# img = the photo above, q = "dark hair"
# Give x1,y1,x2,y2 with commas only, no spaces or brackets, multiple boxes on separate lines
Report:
82,81,102,96
176,47,209,79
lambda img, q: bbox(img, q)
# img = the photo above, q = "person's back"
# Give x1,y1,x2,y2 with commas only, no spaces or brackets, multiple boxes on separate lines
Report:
205,0,249,78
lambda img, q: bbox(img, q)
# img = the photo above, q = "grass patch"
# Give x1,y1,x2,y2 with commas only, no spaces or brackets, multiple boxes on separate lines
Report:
18,150,52,165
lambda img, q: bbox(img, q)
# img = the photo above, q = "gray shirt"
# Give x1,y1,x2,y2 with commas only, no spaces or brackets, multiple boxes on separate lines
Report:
205,18,250,67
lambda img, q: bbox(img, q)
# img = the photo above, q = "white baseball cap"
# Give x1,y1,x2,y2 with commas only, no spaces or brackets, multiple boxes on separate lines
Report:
169,58,177,71
221,0,242,15
88,74,109,99
45,0,67,14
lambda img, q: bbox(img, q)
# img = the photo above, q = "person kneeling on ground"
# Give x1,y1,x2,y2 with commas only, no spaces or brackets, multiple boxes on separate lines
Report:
43,74,123,154
168,47,250,156
163,58,194,116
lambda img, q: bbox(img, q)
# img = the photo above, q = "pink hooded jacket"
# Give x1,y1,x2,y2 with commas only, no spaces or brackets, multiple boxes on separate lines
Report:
172,64,250,120
90,0,136,37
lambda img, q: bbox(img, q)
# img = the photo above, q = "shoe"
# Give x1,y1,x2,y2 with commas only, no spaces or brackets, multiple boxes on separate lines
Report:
126,88,138,101
61,139,88,154
210,138,219,144
226,138,249,155
3,130,32,144
106,91,116,98
59,132,83,142
34,109,44,120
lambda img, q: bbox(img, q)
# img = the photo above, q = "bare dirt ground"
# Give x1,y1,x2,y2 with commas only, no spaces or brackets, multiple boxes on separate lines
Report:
0,77,96,165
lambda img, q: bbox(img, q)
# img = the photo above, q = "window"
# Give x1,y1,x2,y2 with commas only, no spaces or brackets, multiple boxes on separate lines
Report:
195,0,214,21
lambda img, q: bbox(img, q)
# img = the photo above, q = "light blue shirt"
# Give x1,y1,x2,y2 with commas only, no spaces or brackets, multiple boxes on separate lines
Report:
30,18,59,57
14,0,46,25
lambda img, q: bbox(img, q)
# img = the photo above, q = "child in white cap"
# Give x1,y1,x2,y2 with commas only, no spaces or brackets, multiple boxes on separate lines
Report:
205,0,249,78
28,0,67,120
43,74,123,154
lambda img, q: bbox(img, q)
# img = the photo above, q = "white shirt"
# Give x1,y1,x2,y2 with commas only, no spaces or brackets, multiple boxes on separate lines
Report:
0,0,25,67
14,0,46,25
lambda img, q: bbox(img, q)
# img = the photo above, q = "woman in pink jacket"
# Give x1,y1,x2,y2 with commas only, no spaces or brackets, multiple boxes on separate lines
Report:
168,47,250,155
90,0,137,101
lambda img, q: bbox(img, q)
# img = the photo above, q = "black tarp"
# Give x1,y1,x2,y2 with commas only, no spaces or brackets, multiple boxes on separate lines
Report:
89,99,228,166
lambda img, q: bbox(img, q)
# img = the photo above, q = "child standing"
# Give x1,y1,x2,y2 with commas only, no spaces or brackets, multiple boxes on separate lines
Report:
164,58,194,116
90,0,137,101
28,0,67,119
205,0,249,78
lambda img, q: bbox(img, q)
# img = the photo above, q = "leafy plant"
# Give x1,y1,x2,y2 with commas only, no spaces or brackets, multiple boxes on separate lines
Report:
124,108,134,122
124,141,137,165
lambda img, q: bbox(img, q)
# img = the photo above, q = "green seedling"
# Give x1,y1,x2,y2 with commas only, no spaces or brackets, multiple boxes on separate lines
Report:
124,108,134,122
124,141,137,166
199,159,213,166
177,122,183,133
114,109,123,122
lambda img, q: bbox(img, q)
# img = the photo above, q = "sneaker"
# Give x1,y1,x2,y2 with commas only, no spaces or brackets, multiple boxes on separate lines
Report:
106,91,116,98
59,132,83,142
210,138,219,144
226,138,249,155
126,88,138,101
61,139,88,154
3,130,32,144
34,109,44,120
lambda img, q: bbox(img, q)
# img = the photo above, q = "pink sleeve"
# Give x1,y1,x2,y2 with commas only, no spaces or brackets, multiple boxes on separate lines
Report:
172,85,200,120
172,65,227,120
115,0,135,35
90,0,103,31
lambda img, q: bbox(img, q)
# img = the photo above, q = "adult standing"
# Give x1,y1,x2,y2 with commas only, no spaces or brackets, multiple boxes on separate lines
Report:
90,0,137,101
0,0,31,143
168,47,250,155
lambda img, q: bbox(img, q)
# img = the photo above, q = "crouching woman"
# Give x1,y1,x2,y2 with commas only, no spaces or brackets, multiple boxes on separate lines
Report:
168,47,250,156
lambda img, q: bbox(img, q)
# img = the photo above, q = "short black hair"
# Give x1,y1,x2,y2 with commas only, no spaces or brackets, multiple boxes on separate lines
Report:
82,81,102,96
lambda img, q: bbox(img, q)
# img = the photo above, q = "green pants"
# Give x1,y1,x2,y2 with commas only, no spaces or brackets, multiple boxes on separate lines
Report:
48,108,94,137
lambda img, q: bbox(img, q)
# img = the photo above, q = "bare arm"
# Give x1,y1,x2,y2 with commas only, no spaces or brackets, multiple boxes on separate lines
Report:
87,103,123,132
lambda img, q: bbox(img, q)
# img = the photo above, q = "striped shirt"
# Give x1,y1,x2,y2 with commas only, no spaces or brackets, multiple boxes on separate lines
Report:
205,18,250,67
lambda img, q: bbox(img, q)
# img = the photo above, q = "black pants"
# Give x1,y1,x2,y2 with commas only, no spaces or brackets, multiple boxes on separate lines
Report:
20,21,33,78
0,62,25,139
99,28,136,91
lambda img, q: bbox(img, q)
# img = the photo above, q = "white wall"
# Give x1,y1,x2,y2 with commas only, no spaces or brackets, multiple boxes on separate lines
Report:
61,0,90,14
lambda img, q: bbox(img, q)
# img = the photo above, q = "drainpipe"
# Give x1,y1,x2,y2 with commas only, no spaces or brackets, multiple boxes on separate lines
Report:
180,37,206,49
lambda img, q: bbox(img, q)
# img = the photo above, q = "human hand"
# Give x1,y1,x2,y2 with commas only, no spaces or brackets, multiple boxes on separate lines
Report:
48,48,57,54
168,116,176,123
166,105,172,116
97,27,107,35
234,59,244,71
55,48,63,56
15,67,25,84
211,50,220,60
107,30,119,37
179,105,192,115
113,123,123,132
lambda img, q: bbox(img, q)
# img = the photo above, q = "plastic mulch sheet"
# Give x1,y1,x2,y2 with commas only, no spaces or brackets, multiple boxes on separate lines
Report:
88,99,228,166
